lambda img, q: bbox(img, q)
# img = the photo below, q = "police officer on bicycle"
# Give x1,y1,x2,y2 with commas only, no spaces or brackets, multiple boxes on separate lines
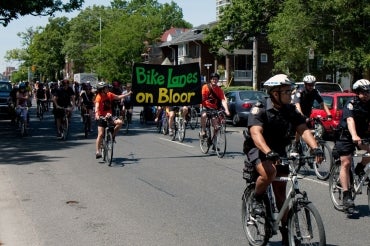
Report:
334,79,370,211
245,74,323,245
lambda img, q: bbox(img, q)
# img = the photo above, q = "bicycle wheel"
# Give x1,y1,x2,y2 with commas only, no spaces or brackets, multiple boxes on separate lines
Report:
200,126,211,154
124,112,129,134
62,117,69,141
288,202,326,246
189,108,198,129
241,187,270,246
162,116,169,135
106,131,114,166
139,110,145,124
20,119,25,137
367,184,370,212
178,118,186,142
328,163,344,211
38,105,43,120
215,126,226,158
314,141,333,180
84,115,89,138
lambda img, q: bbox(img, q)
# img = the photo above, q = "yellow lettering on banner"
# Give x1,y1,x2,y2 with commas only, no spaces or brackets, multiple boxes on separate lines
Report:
136,92,153,103
158,88,195,104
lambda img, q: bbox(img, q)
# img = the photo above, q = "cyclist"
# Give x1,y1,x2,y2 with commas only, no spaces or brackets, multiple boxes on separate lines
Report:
291,74,332,152
95,81,132,159
80,83,95,132
121,83,133,124
200,72,230,138
168,106,188,136
111,80,123,118
52,79,75,139
16,82,30,130
333,79,370,211
245,74,323,245
36,82,47,117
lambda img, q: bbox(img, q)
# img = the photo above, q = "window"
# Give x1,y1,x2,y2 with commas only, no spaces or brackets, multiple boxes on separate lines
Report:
260,53,268,63
178,44,189,57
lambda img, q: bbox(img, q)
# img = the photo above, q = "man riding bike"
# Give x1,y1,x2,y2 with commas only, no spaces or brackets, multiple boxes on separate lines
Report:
245,74,323,245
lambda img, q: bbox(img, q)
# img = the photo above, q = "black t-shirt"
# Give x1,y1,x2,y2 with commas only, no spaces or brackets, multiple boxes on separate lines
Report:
36,88,46,99
340,98,370,138
55,87,74,107
248,98,306,155
293,88,323,117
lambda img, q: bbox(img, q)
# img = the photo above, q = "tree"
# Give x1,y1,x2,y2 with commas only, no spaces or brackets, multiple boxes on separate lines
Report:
0,0,84,26
28,17,71,81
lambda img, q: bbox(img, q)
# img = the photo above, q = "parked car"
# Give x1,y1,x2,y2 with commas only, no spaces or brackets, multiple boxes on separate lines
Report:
295,82,343,93
0,80,12,118
310,92,356,137
225,90,268,126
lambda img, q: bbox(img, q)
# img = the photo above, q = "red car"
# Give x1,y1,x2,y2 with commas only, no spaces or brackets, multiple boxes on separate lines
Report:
310,92,356,137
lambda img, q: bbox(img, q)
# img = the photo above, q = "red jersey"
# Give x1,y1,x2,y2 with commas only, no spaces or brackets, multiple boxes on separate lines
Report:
95,92,116,117
201,83,225,109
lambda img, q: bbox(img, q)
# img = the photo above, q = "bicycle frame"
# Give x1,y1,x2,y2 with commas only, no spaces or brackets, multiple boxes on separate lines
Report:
264,160,308,235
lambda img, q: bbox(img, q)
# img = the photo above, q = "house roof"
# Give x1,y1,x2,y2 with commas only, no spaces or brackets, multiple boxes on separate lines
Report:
160,27,189,42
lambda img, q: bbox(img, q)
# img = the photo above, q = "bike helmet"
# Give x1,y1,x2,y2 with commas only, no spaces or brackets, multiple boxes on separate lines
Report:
18,82,26,89
210,73,220,79
353,79,370,93
263,74,294,94
303,75,316,84
97,81,108,90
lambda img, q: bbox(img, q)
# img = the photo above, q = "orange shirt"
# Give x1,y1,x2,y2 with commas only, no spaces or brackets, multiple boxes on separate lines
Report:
201,83,225,109
95,92,115,117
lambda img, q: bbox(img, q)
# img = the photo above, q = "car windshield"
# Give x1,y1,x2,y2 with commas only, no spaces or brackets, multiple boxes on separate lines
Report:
315,84,342,93
240,91,267,101
0,83,12,92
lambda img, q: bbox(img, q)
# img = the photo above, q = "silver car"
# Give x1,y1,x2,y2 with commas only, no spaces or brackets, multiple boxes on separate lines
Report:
225,90,268,126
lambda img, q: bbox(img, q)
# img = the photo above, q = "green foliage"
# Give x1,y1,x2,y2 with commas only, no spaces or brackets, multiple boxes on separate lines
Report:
0,0,84,26
207,0,370,81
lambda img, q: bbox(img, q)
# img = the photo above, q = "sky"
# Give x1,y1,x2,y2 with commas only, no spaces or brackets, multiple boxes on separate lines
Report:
0,0,216,73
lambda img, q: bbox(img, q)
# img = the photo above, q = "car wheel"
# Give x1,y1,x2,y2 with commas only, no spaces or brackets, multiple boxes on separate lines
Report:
232,114,240,126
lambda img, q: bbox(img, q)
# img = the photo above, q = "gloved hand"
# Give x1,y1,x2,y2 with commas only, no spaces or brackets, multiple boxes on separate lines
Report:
266,151,279,162
312,148,324,158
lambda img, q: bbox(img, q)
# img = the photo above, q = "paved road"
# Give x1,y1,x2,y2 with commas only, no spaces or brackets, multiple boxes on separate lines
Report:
0,106,369,246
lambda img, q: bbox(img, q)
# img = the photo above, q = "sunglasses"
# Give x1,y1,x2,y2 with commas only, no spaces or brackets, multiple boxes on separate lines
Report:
278,89,293,95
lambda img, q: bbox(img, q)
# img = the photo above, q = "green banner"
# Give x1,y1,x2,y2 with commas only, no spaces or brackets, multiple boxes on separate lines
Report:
131,63,202,106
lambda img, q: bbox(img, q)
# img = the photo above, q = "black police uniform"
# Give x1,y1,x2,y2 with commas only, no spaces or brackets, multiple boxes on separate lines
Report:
335,98,370,155
293,88,323,117
246,98,306,170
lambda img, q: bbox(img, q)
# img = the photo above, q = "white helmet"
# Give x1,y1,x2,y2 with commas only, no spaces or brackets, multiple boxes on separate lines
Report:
303,75,316,84
264,74,294,93
353,79,370,93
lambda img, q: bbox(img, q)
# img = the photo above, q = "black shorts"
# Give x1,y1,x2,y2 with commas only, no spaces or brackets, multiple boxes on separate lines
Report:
54,108,66,119
246,148,289,174
334,140,355,156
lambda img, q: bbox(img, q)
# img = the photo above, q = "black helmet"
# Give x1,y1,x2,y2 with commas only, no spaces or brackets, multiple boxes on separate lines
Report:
210,73,220,79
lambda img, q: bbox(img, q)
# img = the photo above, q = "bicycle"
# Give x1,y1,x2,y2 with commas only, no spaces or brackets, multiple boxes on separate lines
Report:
58,107,70,141
287,116,333,180
199,110,227,158
16,106,28,137
37,99,47,121
99,116,115,166
242,156,326,246
188,105,199,130
171,107,186,142
81,106,92,138
123,108,131,134
328,146,370,214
